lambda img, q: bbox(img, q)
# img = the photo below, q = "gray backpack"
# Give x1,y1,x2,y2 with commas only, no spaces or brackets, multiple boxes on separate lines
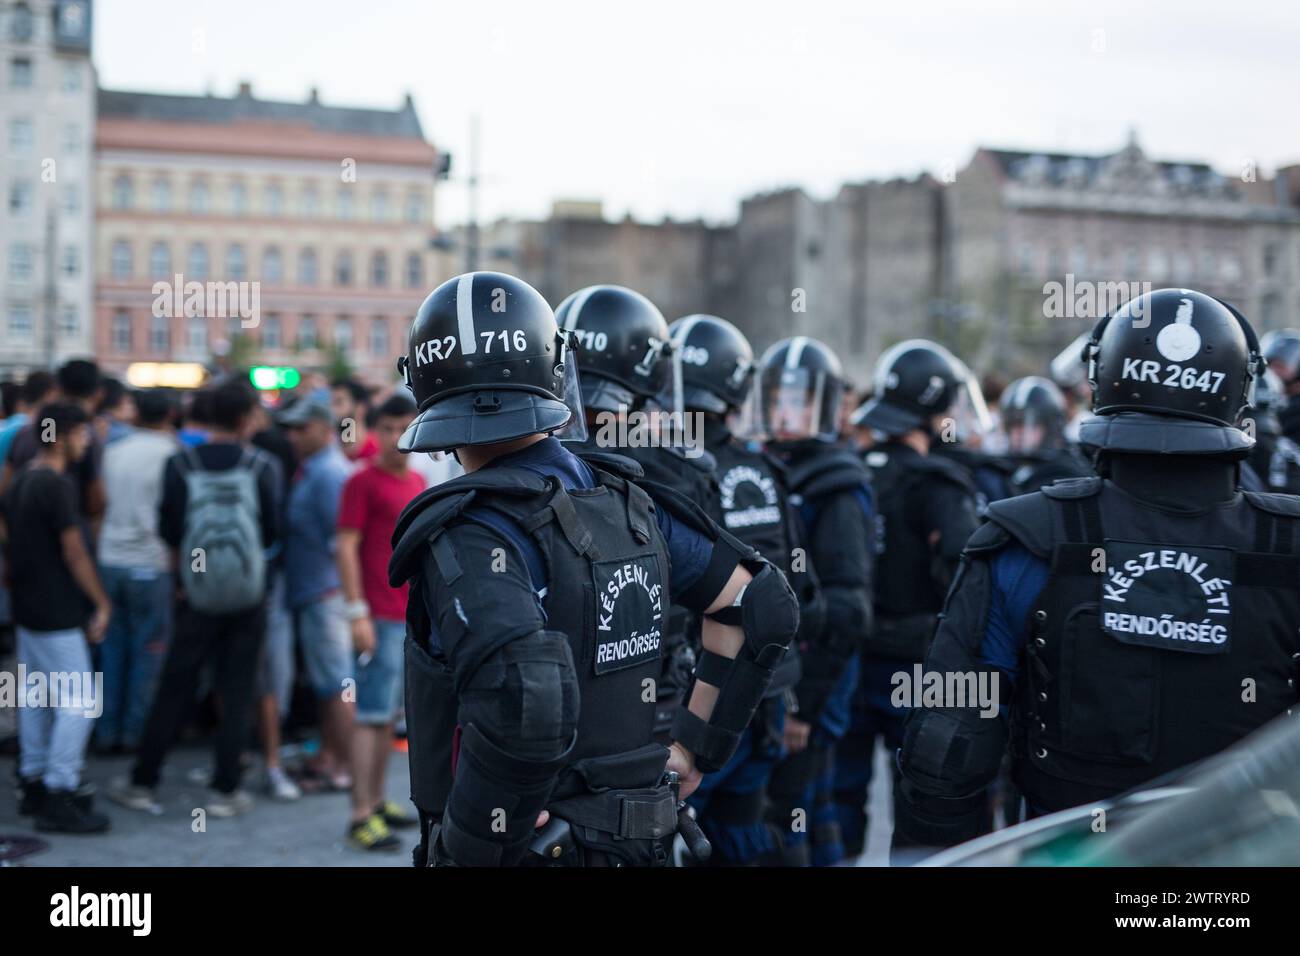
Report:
177,446,267,614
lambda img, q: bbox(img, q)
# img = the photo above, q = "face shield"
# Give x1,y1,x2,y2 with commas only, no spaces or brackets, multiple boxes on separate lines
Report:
1049,332,1092,391
941,360,993,447
646,335,684,419
757,365,844,442
552,328,589,445
1004,406,1054,455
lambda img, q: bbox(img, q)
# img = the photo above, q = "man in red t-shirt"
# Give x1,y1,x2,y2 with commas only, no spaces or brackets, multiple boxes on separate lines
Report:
331,378,380,466
336,394,425,851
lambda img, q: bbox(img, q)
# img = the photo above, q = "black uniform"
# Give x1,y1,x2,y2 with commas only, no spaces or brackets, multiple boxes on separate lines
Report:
896,287,1300,849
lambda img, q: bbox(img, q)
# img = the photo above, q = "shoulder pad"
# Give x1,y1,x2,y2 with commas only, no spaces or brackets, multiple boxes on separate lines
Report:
910,452,979,494
574,450,644,481
637,478,721,541
962,519,1013,556
787,447,871,499
984,491,1058,559
1244,490,1300,519
387,468,551,586
1041,476,1103,500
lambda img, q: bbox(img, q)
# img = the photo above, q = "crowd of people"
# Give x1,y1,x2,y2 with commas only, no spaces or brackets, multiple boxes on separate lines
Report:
0,359,458,851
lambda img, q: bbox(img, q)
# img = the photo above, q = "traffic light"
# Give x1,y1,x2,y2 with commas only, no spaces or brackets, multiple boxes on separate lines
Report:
249,366,301,390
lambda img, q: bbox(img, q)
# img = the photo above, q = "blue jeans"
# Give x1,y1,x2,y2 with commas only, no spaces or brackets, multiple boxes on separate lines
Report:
97,566,173,747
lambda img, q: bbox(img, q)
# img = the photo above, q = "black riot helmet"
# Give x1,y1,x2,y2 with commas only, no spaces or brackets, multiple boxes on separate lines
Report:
852,339,969,436
756,336,845,442
1001,375,1068,455
1261,329,1300,384
553,285,674,413
1243,367,1286,439
666,314,755,414
1079,287,1258,458
396,271,585,453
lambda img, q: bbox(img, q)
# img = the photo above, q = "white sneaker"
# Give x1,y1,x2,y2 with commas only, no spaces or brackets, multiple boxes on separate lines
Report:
265,767,301,801
105,775,163,815
206,789,253,818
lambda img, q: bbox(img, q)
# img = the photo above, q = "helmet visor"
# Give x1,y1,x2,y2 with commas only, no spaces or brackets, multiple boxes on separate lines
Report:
758,366,843,442
552,329,588,445
943,362,993,446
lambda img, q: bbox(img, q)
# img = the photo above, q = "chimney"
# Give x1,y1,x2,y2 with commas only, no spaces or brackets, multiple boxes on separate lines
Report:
237,80,253,98
308,87,319,104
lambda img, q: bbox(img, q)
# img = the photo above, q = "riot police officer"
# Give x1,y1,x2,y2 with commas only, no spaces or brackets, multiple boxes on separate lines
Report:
388,272,799,866
1241,367,1300,494
1262,328,1300,443
999,375,1092,496
836,340,981,856
895,288,1300,849
757,336,875,866
552,284,719,737
667,314,819,864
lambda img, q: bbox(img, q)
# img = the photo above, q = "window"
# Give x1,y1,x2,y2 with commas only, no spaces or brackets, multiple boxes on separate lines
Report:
405,191,425,224
112,174,133,209
1200,250,1218,282
226,244,247,280
370,189,389,222
1148,248,1169,279
265,183,284,217
10,57,32,88
370,251,388,287
187,242,209,280
188,179,210,214
151,178,172,213
338,189,354,220
1124,247,1140,277
10,3,33,42
1222,253,1243,283
405,251,424,288
110,240,132,280
262,246,283,283
299,248,318,285
60,62,80,92
262,314,281,349
370,316,389,357
9,243,33,280
335,251,353,286
150,241,171,278
111,310,132,352
230,181,248,215
9,180,32,215
59,122,79,155
62,244,79,277
9,118,33,152
334,316,353,352
187,316,207,352
1263,243,1279,277
1070,245,1087,276
59,305,78,338
300,185,319,218
150,314,170,353
298,315,317,349
9,305,34,340
1173,250,1193,280
61,183,78,214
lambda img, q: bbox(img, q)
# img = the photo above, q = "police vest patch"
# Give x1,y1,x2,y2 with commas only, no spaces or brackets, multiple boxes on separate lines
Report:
1099,540,1233,654
592,556,665,675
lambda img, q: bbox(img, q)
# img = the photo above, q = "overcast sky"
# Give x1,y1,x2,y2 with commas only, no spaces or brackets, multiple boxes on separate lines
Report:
96,0,1300,227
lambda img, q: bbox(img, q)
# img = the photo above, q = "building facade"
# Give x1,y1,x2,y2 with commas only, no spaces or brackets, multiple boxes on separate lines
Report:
94,83,445,384
0,0,96,375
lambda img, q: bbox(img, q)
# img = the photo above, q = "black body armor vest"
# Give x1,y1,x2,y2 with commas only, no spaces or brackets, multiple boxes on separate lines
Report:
985,477,1300,812
390,461,675,820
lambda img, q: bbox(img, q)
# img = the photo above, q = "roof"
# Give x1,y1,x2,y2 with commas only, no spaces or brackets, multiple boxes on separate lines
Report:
98,88,425,141
980,144,1232,196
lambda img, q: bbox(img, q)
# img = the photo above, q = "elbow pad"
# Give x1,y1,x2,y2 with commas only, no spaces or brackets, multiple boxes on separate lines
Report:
672,563,799,773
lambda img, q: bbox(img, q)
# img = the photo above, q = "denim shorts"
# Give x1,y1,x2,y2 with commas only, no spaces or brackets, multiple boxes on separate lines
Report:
295,593,354,699
354,618,406,725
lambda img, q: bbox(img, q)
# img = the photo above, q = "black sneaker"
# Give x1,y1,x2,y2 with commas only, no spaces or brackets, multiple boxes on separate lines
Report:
35,789,111,834
18,777,46,816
